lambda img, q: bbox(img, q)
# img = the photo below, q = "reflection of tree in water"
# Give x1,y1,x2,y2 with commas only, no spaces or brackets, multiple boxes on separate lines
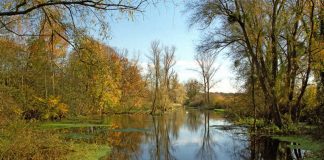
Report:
199,111,250,160
196,112,217,160
104,109,306,160
149,115,176,160
167,108,186,140
186,109,203,132
106,114,149,160
225,128,250,160
106,109,184,160
107,131,143,160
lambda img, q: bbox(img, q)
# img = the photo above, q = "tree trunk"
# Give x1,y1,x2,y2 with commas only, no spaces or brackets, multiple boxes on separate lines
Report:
292,2,314,122
251,63,257,132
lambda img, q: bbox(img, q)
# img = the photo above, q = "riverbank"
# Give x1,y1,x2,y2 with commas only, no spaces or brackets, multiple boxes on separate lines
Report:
2,107,323,159
0,119,111,160
1,105,187,159
228,115,324,160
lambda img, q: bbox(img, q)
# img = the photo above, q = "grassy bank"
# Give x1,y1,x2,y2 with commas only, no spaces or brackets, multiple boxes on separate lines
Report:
228,116,324,160
0,119,111,160
65,143,110,160
213,108,225,113
272,135,324,160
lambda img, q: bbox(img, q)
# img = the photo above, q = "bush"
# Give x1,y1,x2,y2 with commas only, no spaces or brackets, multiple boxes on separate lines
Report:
186,95,204,107
23,96,69,120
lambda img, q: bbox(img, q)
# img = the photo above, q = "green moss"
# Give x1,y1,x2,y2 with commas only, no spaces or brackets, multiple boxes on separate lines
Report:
65,143,110,160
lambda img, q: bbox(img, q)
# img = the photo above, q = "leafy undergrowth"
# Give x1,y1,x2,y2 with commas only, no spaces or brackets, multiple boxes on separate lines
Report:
233,117,265,128
272,135,324,160
231,117,318,135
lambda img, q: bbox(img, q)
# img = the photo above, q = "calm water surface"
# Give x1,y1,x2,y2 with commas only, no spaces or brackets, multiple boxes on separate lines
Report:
62,108,307,160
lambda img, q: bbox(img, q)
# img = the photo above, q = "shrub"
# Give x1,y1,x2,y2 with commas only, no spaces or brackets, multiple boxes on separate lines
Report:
188,95,204,107
23,96,69,120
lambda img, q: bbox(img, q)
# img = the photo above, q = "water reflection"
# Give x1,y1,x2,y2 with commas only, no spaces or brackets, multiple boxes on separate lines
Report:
196,112,216,160
106,114,149,160
186,109,202,132
149,116,175,160
60,108,307,160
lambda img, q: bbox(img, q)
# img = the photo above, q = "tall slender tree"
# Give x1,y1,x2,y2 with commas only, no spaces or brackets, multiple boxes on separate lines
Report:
148,41,162,114
194,51,219,105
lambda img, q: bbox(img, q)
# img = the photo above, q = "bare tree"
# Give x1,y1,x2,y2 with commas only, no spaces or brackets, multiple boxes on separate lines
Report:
194,51,219,106
163,46,176,92
148,40,162,114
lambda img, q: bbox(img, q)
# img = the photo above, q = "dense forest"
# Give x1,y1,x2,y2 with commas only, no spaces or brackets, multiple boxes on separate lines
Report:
0,0,187,121
0,36,186,120
0,0,323,160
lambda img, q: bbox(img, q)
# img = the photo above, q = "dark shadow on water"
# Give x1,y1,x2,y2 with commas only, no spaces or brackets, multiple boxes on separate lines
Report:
250,136,305,160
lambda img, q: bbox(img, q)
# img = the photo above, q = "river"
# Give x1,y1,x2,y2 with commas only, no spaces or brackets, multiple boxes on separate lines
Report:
61,108,306,160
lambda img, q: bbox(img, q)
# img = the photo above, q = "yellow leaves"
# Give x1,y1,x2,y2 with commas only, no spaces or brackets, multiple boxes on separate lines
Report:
110,123,119,130
13,107,23,116
57,103,68,114
68,37,146,113
48,96,59,106
33,95,69,120
303,85,318,108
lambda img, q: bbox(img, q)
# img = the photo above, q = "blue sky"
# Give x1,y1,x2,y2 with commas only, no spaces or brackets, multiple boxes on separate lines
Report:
103,1,237,93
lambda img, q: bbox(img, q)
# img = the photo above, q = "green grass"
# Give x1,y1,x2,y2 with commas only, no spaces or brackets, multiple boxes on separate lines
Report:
39,120,112,159
214,109,225,113
65,143,110,160
272,135,324,152
39,121,110,129
272,135,324,160
37,116,113,130
64,133,95,140
234,117,265,127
